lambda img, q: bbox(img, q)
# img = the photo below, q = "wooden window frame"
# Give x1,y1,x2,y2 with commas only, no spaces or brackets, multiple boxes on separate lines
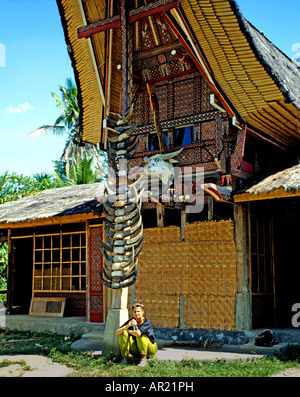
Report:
33,231,86,293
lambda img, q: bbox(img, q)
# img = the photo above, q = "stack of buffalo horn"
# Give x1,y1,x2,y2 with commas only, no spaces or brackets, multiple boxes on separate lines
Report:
99,105,144,289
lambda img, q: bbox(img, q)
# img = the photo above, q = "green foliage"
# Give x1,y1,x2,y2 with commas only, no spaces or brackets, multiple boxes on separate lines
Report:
0,171,9,192
30,78,108,180
47,353,297,378
53,155,100,187
0,359,27,369
0,329,81,355
0,243,8,299
51,78,79,131
0,172,58,204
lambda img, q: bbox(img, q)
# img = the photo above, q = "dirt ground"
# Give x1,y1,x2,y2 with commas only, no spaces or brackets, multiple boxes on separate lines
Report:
271,367,300,377
0,355,74,377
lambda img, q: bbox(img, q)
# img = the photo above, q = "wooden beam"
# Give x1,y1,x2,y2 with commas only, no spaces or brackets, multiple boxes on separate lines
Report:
180,209,186,241
139,68,198,86
0,213,104,230
129,0,180,24
77,0,179,39
78,16,121,39
234,188,300,203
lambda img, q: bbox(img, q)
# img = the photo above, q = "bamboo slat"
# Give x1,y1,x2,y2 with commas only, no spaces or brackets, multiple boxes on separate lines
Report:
180,0,283,120
134,220,237,329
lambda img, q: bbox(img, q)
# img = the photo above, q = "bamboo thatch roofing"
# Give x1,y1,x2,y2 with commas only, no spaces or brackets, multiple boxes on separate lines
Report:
57,0,300,149
246,164,300,195
234,163,300,202
0,184,102,227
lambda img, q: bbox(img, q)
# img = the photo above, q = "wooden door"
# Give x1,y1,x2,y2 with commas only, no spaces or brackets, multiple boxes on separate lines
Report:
250,204,275,328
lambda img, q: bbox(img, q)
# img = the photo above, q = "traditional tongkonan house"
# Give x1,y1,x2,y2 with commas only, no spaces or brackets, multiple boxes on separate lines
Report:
0,0,299,333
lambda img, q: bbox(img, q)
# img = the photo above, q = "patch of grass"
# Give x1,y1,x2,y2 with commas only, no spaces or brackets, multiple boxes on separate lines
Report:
0,328,299,377
0,328,81,355
0,358,31,372
48,350,297,378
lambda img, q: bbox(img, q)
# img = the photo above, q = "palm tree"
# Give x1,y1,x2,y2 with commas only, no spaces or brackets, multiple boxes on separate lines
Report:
32,172,57,190
53,154,99,186
0,171,8,191
29,78,107,178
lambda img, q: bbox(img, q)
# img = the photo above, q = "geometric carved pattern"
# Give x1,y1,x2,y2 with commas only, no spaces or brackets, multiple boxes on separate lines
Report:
90,295,103,313
89,226,103,293
89,226,103,322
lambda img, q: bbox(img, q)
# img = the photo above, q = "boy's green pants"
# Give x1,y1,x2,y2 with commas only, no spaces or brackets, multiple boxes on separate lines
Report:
119,331,158,358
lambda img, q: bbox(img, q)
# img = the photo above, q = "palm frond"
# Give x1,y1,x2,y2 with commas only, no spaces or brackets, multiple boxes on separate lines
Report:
28,125,66,136
0,170,9,191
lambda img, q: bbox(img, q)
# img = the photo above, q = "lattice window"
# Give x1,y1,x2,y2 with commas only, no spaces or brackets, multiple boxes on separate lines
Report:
33,232,86,292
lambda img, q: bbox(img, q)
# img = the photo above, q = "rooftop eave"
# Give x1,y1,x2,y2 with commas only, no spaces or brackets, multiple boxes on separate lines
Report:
0,212,104,230
234,188,300,203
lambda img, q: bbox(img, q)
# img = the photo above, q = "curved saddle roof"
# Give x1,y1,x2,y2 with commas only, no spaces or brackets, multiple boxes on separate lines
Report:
57,0,300,149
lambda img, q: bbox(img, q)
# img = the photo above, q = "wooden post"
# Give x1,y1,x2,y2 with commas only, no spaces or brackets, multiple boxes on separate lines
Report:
85,221,90,322
207,196,214,221
6,229,12,314
234,203,252,330
102,288,129,356
156,205,165,228
102,0,131,357
180,209,186,242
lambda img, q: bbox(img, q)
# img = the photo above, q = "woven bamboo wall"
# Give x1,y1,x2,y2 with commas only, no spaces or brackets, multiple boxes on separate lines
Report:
134,220,237,330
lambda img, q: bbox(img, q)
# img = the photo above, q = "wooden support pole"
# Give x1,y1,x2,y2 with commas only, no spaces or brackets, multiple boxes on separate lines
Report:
156,205,165,228
120,0,129,115
180,209,186,242
146,83,167,153
6,229,12,314
102,0,130,357
207,196,214,221
85,221,90,322
234,203,252,330
102,288,129,356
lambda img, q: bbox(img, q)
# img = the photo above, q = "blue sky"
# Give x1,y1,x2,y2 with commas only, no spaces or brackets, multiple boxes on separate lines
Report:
0,0,74,176
0,0,299,176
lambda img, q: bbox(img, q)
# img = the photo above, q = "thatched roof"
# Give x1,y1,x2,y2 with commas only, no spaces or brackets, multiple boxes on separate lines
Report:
57,0,300,149
246,164,300,195
180,0,300,148
243,19,300,110
0,184,102,226
234,164,300,202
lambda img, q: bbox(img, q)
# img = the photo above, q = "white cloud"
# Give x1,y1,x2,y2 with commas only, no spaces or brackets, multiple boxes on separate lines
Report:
6,101,34,115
